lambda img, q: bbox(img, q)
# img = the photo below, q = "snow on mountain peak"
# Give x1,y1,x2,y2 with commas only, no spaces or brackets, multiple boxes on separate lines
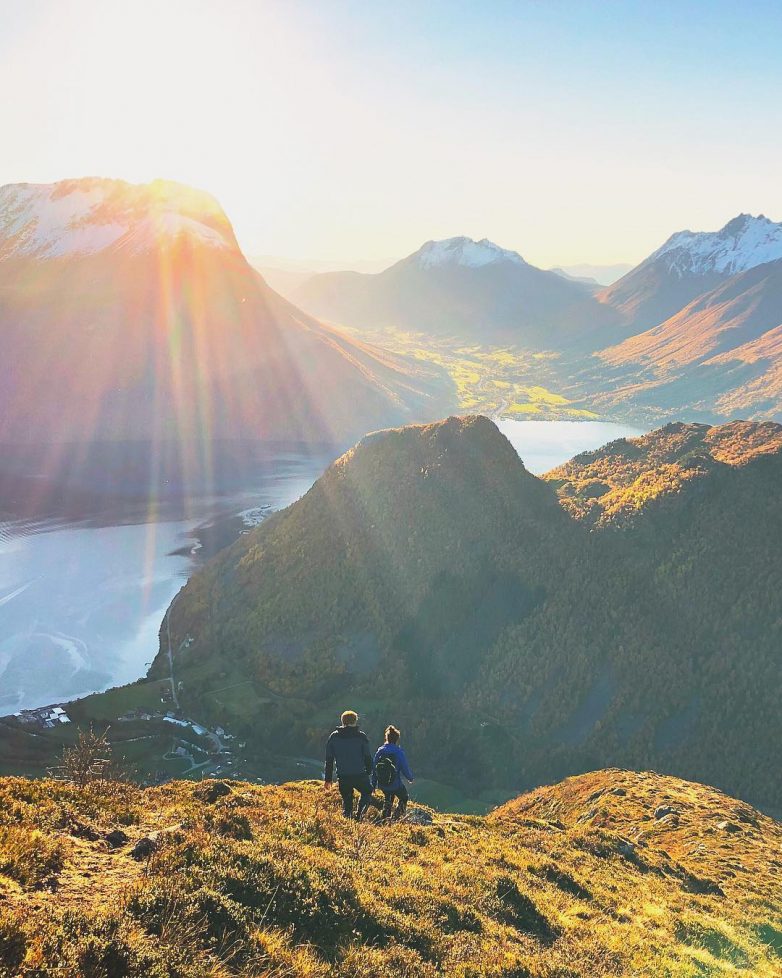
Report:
413,236,526,269
0,178,236,261
649,213,782,278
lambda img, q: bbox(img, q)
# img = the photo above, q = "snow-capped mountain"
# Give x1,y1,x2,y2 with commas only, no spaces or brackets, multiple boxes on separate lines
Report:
587,256,782,423
0,178,236,260
648,214,782,279
599,214,782,333
0,178,453,451
294,236,621,348
412,236,526,269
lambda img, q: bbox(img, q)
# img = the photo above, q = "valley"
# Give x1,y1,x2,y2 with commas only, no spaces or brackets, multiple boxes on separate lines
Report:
336,325,598,419
3,6,781,976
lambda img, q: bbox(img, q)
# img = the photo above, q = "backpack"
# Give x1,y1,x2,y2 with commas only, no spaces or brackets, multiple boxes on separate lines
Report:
375,752,397,788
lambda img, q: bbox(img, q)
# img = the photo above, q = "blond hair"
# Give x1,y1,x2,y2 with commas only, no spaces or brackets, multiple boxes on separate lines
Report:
341,710,358,726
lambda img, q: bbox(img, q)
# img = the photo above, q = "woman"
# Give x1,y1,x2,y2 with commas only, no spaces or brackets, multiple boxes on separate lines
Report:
371,724,414,820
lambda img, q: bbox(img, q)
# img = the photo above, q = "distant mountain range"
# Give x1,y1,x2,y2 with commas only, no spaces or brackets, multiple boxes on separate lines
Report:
552,261,632,286
158,415,782,813
250,254,394,297
291,215,782,422
4,181,782,440
585,214,782,421
0,179,454,453
293,236,625,349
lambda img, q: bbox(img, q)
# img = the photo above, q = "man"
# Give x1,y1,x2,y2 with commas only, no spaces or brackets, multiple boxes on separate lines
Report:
371,724,414,820
324,710,374,819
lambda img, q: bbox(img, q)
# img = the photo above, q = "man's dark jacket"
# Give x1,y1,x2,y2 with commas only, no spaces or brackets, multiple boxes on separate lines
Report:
325,725,372,781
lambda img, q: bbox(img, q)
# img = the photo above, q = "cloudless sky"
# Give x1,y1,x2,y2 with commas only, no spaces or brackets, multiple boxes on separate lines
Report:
1,0,780,267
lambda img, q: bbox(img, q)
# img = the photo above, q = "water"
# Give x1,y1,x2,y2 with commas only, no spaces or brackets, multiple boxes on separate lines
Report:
0,449,333,712
495,417,643,474
0,420,644,713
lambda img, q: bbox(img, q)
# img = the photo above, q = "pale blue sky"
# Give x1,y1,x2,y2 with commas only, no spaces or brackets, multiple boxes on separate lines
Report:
1,0,780,266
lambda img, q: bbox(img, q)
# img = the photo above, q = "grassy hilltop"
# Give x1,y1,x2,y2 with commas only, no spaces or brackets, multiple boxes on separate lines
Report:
1,769,781,977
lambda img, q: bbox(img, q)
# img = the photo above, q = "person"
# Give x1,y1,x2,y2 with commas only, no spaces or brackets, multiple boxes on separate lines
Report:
324,710,374,819
371,725,414,820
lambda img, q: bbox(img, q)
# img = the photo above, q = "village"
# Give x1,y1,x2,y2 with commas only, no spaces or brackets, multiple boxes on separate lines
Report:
9,694,251,786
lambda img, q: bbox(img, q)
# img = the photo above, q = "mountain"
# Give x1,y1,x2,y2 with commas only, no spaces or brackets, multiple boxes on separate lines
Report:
155,415,782,814
546,419,782,524
1,771,779,977
591,258,782,420
550,266,602,289
249,254,395,300
553,261,633,286
293,236,623,349
0,179,454,451
598,213,782,333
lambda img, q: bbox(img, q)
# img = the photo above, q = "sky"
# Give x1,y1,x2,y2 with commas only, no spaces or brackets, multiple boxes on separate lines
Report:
1,0,781,268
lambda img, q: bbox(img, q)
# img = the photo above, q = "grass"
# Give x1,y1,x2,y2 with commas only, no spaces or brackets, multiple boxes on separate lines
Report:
346,326,600,419
69,680,170,722
0,768,780,977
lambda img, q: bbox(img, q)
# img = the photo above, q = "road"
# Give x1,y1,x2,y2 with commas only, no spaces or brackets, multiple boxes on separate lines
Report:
165,593,180,710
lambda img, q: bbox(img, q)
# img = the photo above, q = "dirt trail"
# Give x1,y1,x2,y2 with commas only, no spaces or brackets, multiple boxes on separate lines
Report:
1,809,183,920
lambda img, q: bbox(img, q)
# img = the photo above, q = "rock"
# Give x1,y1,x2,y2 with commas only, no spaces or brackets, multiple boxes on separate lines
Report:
616,838,636,858
654,805,679,820
681,873,725,897
716,820,741,834
69,819,100,841
611,787,627,796
403,808,434,826
577,807,598,823
105,830,129,848
195,780,232,804
130,836,158,860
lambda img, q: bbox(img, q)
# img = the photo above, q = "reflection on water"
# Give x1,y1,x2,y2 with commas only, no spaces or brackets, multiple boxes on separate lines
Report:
0,421,646,713
0,448,335,712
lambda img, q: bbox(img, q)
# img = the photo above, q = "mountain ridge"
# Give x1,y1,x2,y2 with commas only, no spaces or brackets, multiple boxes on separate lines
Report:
596,213,782,336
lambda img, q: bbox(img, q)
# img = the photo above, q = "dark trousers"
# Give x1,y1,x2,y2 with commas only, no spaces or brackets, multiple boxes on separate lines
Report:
338,774,374,819
382,782,408,820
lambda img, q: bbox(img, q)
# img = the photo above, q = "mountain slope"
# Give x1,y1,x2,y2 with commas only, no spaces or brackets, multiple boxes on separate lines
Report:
293,236,623,349
590,258,782,420
546,419,782,524
157,415,782,813
1,771,780,977
598,213,782,334
0,178,454,449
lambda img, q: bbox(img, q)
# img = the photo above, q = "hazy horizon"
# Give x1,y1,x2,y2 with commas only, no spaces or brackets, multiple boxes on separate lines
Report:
2,0,781,268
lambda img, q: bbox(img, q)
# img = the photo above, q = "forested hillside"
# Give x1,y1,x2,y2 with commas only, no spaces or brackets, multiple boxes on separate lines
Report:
157,416,782,814
546,419,782,524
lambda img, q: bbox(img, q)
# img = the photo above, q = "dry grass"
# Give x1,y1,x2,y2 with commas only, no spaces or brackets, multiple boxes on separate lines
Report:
0,769,780,976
